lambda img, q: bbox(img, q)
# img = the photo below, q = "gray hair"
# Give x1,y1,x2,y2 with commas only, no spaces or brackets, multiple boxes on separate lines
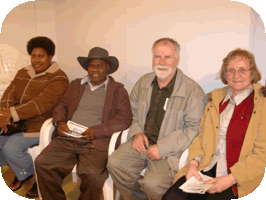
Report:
151,37,180,58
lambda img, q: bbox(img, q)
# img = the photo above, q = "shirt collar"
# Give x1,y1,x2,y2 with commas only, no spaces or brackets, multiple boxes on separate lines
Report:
222,85,253,106
81,76,109,90
151,70,177,90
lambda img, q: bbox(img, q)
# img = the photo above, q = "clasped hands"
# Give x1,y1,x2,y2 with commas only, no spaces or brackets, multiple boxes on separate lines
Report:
132,132,161,160
0,108,12,133
185,160,236,194
56,121,96,140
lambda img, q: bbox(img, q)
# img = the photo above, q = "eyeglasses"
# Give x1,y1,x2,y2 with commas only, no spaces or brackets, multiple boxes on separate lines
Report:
226,68,251,75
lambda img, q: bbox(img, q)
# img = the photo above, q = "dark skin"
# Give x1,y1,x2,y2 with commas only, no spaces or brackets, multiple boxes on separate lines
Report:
31,47,53,74
57,59,109,140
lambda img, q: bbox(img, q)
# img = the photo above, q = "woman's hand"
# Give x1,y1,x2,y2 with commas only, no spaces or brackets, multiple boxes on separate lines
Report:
186,160,203,181
205,174,236,194
0,108,12,133
0,108,12,119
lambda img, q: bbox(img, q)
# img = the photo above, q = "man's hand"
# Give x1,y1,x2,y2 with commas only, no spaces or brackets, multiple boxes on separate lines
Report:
132,132,149,153
81,127,96,140
57,121,71,137
146,144,161,160
186,160,202,181
205,174,236,194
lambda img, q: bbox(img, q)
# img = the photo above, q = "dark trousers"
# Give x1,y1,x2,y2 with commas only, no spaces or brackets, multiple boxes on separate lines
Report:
162,164,238,200
35,136,108,200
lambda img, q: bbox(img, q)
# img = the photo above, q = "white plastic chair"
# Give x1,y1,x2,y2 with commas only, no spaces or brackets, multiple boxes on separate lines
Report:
38,117,123,200
112,129,189,200
0,43,30,99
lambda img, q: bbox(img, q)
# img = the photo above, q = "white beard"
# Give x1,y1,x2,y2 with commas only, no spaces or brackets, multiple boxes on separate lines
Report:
153,65,176,81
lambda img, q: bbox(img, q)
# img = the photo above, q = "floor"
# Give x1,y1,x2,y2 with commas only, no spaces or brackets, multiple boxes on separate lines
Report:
1,165,120,200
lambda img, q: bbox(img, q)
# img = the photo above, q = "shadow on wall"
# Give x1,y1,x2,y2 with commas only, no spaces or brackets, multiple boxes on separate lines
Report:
197,73,224,93
117,60,152,93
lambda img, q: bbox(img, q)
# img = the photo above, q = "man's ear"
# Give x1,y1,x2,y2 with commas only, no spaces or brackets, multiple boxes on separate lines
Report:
176,57,180,67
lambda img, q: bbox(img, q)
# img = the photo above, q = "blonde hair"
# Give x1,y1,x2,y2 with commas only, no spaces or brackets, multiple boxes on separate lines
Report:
219,48,261,84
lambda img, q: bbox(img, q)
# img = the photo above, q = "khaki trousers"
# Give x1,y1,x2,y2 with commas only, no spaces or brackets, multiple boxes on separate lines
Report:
107,140,173,200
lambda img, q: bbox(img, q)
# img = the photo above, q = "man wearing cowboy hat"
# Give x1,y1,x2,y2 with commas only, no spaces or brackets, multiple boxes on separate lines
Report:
35,47,132,200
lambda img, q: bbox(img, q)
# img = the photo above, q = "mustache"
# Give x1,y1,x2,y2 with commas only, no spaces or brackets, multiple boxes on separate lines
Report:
153,65,169,70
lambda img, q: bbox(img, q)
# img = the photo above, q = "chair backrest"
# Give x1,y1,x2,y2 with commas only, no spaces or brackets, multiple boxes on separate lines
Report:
178,148,189,170
121,128,130,144
0,43,30,99
39,118,55,149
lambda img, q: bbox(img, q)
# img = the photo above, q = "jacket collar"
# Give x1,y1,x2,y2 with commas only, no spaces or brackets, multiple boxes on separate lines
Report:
25,61,59,78
80,75,110,90
212,83,262,110
222,86,253,106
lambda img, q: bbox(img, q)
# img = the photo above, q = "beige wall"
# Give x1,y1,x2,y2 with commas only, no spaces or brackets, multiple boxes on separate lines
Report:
0,0,259,93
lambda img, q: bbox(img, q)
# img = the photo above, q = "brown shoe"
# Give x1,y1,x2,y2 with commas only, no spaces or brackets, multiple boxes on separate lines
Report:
9,176,22,191
26,182,38,198
9,175,34,191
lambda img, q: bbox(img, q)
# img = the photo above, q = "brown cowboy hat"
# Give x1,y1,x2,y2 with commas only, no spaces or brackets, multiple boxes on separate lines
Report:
77,47,119,74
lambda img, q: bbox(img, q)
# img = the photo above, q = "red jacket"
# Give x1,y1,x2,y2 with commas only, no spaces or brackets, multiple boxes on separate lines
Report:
52,76,133,151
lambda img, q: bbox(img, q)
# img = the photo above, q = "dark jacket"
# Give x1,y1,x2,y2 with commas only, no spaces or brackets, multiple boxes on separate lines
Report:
52,76,132,151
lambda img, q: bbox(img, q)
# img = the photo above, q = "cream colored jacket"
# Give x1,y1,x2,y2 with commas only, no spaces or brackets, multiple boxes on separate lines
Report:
173,83,266,198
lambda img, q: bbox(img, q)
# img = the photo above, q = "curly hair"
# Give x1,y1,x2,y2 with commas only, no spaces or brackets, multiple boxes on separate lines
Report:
27,36,55,56
219,48,261,84
151,37,180,58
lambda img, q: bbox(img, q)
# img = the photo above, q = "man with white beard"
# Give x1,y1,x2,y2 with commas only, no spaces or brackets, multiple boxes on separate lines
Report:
107,37,206,200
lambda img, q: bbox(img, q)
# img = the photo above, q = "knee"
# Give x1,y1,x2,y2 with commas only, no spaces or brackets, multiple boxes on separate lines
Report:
106,153,119,172
141,178,160,193
34,153,47,169
141,177,167,199
162,190,176,200
2,142,18,156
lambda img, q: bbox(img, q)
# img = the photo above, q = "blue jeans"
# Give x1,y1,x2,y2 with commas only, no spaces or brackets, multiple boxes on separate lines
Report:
0,132,39,181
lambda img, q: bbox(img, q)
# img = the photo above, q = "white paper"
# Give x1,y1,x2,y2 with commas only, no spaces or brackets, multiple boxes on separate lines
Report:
179,171,214,194
163,98,169,111
63,120,88,138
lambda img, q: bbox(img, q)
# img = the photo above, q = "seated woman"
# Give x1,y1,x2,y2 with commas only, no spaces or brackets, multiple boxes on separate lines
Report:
162,48,266,200
0,36,69,198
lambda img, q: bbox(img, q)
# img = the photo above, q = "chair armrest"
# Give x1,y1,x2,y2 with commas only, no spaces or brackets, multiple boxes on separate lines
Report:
108,128,130,156
108,131,121,156
121,128,129,144
39,117,55,149
178,148,189,171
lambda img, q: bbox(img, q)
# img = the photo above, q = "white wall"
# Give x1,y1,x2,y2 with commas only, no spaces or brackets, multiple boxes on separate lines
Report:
0,0,261,93
249,7,266,85
0,1,36,54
